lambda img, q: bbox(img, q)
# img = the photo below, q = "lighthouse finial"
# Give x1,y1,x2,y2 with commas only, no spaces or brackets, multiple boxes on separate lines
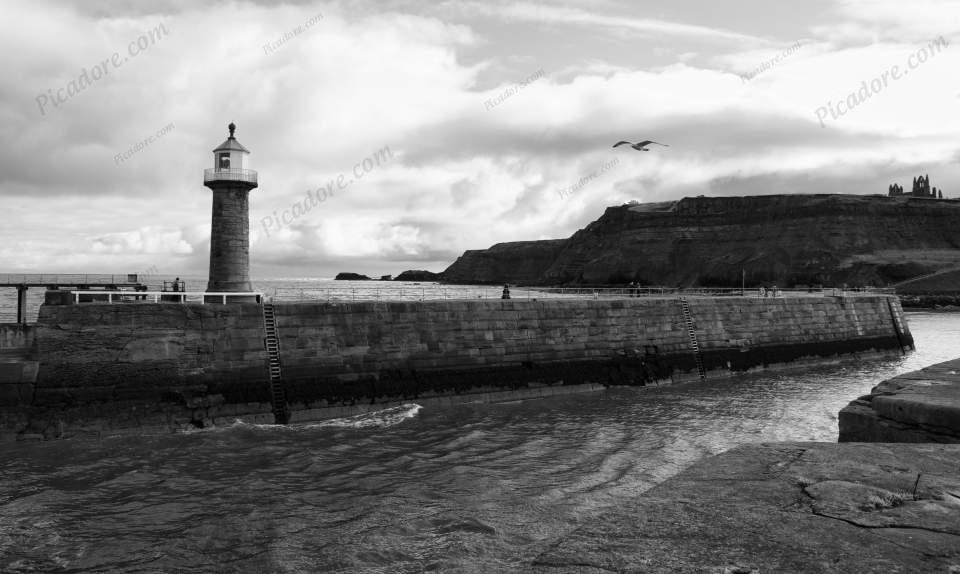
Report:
228,122,236,138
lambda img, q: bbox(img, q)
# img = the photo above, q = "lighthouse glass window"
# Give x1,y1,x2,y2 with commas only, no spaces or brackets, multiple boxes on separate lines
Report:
218,153,231,170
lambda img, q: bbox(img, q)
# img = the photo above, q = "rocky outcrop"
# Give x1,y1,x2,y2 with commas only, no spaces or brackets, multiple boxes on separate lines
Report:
839,357,960,443
394,270,443,282
532,442,960,573
443,194,960,286
443,239,567,285
334,272,371,281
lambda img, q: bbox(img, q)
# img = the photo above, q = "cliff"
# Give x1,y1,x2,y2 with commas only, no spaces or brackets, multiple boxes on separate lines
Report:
443,239,567,284
443,194,960,286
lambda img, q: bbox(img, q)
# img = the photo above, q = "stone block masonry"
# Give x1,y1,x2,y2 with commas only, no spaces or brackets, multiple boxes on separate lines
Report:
0,324,38,405
273,295,911,409
0,294,911,440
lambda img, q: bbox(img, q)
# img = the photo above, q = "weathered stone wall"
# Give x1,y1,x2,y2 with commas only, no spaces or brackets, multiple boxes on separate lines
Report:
271,295,911,410
31,303,268,406
0,324,38,405
0,294,911,439
207,186,254,292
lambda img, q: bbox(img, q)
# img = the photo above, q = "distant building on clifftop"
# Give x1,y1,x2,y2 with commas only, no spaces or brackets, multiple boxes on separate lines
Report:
889,174,943,199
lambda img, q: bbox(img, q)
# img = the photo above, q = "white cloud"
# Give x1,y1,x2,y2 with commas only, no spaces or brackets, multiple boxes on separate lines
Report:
2,0,959,278
452,1,769,45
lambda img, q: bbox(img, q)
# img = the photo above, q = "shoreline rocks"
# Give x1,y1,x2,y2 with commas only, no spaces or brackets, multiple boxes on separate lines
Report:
532,357,960,572
532,442,960,573
839,357,960,443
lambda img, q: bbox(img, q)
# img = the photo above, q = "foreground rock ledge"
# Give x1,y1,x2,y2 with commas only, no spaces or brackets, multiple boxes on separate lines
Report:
532,442,960,574
840,357,960,442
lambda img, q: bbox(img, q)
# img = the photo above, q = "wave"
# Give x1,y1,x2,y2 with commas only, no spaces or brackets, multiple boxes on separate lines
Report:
300,403,423,430
182,403,423,434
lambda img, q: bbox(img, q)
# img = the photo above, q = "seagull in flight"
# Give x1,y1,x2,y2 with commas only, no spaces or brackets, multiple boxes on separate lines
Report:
613,140,669,152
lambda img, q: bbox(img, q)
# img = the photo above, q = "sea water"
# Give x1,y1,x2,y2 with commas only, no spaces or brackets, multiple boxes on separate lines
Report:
1,309,958,573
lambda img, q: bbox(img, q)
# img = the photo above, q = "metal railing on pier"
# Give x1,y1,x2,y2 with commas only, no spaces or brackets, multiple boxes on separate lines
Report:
266,285,896,303
59,286,896,306
0,273,143,286
68,291,263,304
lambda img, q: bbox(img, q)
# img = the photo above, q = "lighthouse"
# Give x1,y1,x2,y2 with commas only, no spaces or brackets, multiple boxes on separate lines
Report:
203,122,258,297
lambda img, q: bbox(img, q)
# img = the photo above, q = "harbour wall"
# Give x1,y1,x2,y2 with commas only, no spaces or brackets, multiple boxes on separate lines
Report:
1,294,912,440
0,324,38,405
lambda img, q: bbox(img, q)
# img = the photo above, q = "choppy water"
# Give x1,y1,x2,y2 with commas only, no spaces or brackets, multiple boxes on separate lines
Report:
1,312,958,573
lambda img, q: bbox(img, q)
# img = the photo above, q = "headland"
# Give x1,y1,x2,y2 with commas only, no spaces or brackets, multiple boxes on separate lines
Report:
443,194,960,288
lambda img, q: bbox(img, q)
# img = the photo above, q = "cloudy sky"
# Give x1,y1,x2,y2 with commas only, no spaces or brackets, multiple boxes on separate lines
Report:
2,0,959,279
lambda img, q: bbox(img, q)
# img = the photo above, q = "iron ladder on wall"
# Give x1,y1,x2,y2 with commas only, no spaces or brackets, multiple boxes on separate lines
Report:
262,303,290,424
678,296,706,381
886,298,908,354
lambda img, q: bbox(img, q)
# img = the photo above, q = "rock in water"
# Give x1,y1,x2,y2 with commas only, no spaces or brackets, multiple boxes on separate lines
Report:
334,272,372,281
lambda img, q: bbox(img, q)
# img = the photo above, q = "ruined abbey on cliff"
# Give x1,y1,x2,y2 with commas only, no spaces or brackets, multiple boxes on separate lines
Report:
888,174,943,199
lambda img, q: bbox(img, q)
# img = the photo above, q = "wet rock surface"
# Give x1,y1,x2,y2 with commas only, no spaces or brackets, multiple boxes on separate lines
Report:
532,442,960,573
840,357,960,442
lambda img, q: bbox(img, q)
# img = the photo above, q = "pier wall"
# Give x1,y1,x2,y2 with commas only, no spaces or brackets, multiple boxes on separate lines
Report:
1,295,912,439
0,324,38,405
272,295,911,410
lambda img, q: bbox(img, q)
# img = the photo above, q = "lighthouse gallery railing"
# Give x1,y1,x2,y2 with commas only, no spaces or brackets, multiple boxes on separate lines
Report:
203,168,258,184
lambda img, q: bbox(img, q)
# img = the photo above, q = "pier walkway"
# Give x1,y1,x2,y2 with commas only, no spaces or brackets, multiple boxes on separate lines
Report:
0,274,146,324
267,285,894,303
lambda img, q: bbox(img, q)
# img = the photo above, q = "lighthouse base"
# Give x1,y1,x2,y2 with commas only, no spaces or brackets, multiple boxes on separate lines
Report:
203,293,261,304
206,279,253,292
205,279,259,304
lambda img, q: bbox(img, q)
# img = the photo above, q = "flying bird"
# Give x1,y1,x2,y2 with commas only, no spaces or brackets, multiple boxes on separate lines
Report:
613,140,669,151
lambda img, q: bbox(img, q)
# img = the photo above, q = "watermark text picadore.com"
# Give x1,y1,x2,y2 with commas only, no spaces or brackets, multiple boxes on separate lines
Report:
36,23,169,117
263,13,323,56
741,41,805,82
558,157,620,200
815,36,948,127
485,68,545,111
261,145,394,238
115,123,174,165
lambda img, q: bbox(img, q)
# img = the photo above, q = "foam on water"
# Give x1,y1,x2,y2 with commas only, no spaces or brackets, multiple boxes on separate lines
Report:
300,403,423,429
181,403,423,435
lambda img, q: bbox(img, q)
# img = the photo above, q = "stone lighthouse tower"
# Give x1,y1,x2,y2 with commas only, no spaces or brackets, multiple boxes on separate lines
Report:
203,122,258,297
